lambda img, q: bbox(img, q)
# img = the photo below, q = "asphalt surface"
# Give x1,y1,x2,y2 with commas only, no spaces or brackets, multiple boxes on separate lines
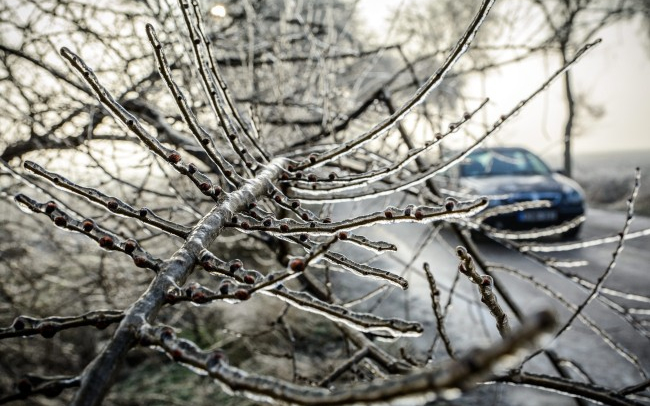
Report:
327,204,650,405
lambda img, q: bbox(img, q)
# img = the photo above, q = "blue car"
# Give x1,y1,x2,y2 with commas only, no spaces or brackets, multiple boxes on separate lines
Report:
444,147,586,237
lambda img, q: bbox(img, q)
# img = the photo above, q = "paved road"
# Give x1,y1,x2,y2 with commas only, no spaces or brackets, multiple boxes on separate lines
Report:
328,204,650,405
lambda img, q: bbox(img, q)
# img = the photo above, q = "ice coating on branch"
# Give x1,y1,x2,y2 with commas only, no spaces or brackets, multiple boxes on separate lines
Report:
263,287,423,337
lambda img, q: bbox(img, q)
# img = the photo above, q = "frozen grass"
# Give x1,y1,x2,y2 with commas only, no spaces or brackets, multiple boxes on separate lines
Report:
574,150,650,216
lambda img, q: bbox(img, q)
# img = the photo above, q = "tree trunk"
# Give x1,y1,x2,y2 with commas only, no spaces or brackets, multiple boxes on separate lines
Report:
562,47,575,177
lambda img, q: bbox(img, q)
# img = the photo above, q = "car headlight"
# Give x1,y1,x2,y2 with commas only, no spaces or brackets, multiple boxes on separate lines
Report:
562,186,582,204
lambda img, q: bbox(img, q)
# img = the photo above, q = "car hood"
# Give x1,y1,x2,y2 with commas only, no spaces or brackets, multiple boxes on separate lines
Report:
460,174,569,196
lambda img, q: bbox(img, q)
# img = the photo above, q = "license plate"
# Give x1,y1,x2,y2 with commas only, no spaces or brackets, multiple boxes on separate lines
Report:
518,210,558,222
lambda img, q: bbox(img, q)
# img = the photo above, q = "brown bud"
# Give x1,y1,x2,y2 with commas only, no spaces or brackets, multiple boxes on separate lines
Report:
16,378,32,394
188,163,197,174
463,112,471,120
308,174,317,182
243,275,255,284
229,260,242,272
45,201,57,214
299,233,308,242
301,213,309,221
445,201,455,211
309,154,317,163
338,231,348,240
241,222,250,230
289,258,305,272
234,289,250,301
291,201,300,209
224,170,232,177
107,199,119,211
384,210,393,219
39,322,56,338
295,171,303,179
481,276,492,287
139,208,148,217
168,152,181,164
280,224,289,232
280,172,289,180
404,207,412,216
323,217,332,224
124,239,137,254
98,236,114,248
207,351,227,369
54,216,66,227
287,164,295,172
191,291,208,303
12,317,25,331
133,256,148,268
219,283,230,294
263,218,272,227
199,182,211,192
414,209,424,220
274,195,282,203
82,219,95,232
328,172,336,180
201,138,210,145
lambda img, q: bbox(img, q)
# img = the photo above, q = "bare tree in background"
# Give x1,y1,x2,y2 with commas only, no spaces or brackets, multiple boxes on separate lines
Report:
522,0,642,177
1,1,649,405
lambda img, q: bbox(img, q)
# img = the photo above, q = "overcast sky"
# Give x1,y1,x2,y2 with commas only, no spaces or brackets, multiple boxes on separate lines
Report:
357,0,650,160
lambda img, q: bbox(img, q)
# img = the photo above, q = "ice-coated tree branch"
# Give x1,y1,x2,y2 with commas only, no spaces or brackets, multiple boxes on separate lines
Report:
1,1,647,406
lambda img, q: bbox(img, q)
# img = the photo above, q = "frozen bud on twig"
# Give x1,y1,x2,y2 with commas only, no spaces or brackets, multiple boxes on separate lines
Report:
289,258,305,272
133,256,148,268
481,275,493,287
229,260,242,272
39,322,56,338
54,216,66,227
45,201,57,214
199,182,212,193
124,239,137,254
107,199,118,211
234,289,250,301
444,197,458,211
82,219,95,232
98,236,114,249
167,152,181,164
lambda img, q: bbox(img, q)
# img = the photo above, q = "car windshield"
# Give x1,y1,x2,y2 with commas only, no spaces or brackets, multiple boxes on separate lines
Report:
460,149,551,177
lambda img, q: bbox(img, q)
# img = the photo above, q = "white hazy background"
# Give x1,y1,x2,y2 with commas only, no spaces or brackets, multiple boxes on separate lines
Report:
357,0,650,164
